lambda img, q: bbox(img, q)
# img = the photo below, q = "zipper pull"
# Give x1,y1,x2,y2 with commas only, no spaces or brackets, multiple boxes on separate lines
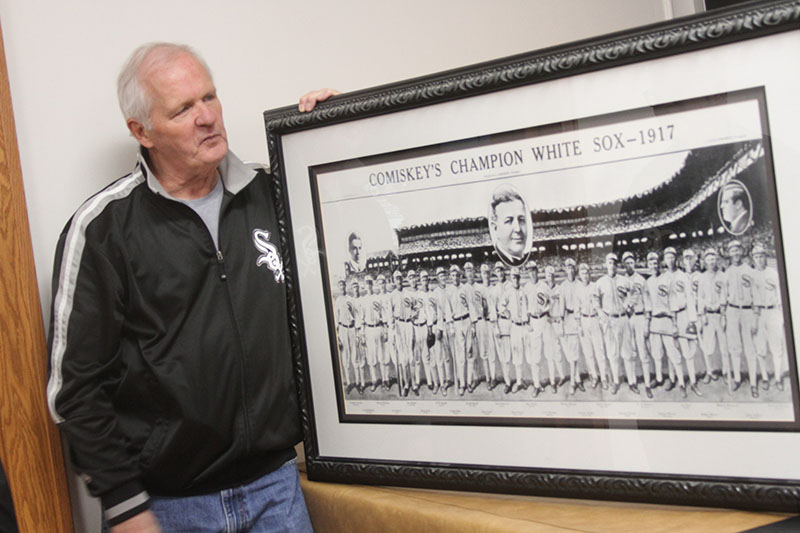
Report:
217,250,227,281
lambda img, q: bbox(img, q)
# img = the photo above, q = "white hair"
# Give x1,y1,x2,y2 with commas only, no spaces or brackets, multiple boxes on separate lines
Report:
117,42,212,129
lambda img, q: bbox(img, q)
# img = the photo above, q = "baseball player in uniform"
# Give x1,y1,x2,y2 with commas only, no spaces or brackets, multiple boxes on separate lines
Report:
446,264,477,396
419,270,444,395
493,262,515,393
669,248,702,396
350,278,367,394
575,262,606,389
524,263,560,394
390,270,413,397
463,262,481,392
375,275,393,391
644,251,688,397
434,266,453,396
595,253,634,394
540,265,568,392
622,251,653,398
361,275,386,392
407,270,426,396
557,259,585,394
501,266,531,393
474,263,499,390
697,248,729,387
723,240,759,396
334,279,356,394
753,244,786,390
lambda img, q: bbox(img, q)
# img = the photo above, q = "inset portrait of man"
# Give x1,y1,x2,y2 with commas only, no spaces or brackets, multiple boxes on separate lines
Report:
488,184,532,267
718,179,752,235
345,231,365,277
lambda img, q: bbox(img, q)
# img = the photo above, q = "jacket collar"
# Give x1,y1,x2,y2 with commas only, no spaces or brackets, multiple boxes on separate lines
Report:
138,148,259,196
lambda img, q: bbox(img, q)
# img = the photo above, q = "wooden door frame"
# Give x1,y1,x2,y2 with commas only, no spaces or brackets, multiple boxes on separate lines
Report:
0,20,73,533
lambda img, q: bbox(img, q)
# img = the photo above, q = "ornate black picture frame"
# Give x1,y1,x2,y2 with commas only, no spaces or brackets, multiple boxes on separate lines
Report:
264,0,800,512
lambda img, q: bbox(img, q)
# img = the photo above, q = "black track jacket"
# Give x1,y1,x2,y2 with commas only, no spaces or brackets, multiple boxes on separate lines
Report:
46,151,301,525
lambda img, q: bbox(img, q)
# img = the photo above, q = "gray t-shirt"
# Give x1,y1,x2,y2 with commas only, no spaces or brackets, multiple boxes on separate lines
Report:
175,177,224,250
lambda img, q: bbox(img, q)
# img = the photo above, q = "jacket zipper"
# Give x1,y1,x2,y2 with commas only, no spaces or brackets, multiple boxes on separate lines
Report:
169,198,253,453
214,213,253,454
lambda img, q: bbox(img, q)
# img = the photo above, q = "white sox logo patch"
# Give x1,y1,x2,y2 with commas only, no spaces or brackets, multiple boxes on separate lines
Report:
252,229,284,283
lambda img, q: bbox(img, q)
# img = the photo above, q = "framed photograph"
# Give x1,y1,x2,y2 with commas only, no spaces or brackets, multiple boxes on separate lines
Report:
264,1,800,511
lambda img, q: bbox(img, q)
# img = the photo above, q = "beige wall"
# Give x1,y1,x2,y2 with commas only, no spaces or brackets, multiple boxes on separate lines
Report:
0,1,692,531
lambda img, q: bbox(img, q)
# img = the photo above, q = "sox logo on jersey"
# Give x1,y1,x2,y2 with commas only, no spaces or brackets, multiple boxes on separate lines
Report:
252,229,284,283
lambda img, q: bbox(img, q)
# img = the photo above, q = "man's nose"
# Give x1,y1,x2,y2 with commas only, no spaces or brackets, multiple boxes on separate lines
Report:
195,102,216,126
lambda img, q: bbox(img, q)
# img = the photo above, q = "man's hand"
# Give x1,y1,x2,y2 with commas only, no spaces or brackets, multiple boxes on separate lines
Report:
111,510,162,533
298,88,340,112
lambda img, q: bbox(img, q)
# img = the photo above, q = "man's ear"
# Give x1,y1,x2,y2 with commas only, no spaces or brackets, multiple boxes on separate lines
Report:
127,118,154,148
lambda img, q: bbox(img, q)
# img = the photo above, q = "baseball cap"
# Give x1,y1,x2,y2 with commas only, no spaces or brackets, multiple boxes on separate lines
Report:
419,270,429,279
464,262,474,271
449,264,461,273
364,274,373,283
621,251,634,262
480,263,490,273
605,252,618,262
509,266,521,277
493,261,505,271
703,247,718,258
435,266,446,275
406,269,417,279
564,258,576,267
578,263,589,272
663,247,677,257
544,265,555,275
376,274,386,282
752,244,766,256
392,271,403,280
682,248,696,258
527,260,538,270
646,251,659,262
727,240,742,251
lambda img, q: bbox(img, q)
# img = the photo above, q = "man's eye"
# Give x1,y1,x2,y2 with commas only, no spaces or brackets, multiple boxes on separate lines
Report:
174,105,190,117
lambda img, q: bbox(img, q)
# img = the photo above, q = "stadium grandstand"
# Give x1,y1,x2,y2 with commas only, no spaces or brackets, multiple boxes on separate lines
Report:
367,139,779,283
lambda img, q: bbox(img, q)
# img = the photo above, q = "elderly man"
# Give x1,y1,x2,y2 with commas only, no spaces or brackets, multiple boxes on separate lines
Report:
46,43,334,532
489,184,530,266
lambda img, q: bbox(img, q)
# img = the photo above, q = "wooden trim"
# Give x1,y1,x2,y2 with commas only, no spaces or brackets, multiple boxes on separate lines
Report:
0,20,74,533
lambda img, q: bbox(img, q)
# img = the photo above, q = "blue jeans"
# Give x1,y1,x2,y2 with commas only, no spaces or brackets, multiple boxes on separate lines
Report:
105,459,313,533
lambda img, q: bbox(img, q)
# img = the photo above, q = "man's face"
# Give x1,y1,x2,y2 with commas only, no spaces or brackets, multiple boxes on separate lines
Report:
465,269,475,284
349,238,362,263
720,188,746,224
132,52,228,177
664,254,676,270
624,258,635,275
495,269,505,283
648,258,659,275
704,255,718,271
683,256,695,272
606,258,617,276
378,280,386,294
730,246,743,265
338,282,346,296
350,284,360,297
481,272,491,285
565,265,576,281
409,277,418,290
579,268,590,284
492,199,527,257
450,271,460,286
754,253,766,270
545,271,554,286
528,268,538,284
511,274,520,289
437,272,447,287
